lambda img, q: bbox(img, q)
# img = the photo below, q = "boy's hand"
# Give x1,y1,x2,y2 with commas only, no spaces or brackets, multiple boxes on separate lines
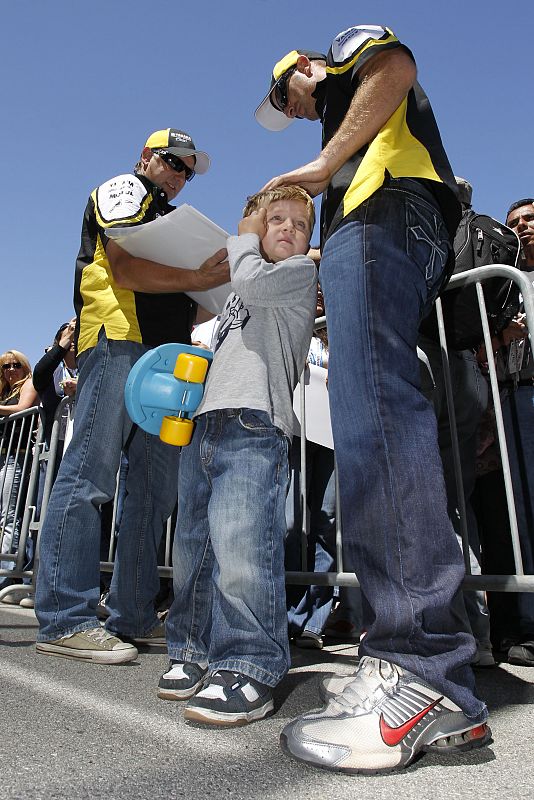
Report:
238,208,267,239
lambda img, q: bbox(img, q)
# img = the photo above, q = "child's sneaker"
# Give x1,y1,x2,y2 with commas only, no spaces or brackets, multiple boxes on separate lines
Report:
157,661,208,700
184,670,274,726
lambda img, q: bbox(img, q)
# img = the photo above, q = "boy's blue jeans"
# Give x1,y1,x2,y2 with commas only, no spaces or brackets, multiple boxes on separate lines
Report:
166,409,291,687
319,180,487,721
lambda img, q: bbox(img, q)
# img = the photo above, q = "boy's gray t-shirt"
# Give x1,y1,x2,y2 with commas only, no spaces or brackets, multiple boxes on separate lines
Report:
196,232,317,438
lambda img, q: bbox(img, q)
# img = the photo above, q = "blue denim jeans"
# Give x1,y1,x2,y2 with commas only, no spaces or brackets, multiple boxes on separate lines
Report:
165,409,290,687
0,453,23,587
319,182,487,721
35,333,180,641
285,438,336,637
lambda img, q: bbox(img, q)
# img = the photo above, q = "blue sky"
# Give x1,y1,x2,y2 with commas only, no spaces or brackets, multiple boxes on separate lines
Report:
1,0,532,368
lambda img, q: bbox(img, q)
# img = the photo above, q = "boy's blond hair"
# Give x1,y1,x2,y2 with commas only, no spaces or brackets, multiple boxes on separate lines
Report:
243,186,315,232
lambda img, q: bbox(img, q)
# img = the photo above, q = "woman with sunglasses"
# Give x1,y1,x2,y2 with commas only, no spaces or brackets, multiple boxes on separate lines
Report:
0,350,38,597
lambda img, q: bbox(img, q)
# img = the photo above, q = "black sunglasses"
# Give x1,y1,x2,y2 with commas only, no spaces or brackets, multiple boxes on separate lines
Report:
2,362,22,370
273,67,296,112
156,151,195,182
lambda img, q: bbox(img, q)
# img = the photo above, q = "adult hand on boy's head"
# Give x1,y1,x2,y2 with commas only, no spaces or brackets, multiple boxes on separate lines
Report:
261,156,332,197
239,208,268,239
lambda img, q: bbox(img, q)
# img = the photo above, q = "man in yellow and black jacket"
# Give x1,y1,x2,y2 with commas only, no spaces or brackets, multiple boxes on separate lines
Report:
35,129,229,664
256,25,491,772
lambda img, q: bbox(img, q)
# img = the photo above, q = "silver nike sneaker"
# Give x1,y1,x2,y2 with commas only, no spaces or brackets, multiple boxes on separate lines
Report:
281,656,491,774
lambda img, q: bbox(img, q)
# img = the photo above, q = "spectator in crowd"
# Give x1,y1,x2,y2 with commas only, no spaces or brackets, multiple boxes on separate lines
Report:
158,186,317,726
35,128,229,664
497,198,534,666
418,177,494,668
19,319,79,609
472,370,526,655
32,318,78,455
0,350,38,599
255,24,490,772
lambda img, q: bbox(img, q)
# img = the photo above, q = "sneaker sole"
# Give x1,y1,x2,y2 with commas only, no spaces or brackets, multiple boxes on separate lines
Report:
184,699,274,726
280,723,492,775
36,642,138,664
425,723,492,753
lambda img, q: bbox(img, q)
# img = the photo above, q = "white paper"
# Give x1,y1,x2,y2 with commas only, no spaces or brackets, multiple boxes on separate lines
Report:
106,204,232,315
293,364,334,449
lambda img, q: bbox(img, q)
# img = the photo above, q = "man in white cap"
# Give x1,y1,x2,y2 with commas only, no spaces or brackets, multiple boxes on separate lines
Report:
255,27,491,773
35,129,229,664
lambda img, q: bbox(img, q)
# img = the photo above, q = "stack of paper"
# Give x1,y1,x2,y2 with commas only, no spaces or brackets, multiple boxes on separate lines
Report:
106,204,232,315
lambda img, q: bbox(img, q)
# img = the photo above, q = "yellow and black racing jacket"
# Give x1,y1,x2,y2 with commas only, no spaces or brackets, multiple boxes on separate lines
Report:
74,173,196,356
320,25,460,245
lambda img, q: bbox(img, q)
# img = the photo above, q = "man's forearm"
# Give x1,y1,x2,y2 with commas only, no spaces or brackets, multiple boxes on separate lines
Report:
261,48,417,197
107,240,228,294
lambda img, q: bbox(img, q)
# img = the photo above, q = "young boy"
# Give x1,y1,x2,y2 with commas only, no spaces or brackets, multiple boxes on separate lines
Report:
159,186,317,725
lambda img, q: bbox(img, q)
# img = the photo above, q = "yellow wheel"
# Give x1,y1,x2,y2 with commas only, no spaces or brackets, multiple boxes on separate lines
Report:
173,353,209,384
160,416,194,447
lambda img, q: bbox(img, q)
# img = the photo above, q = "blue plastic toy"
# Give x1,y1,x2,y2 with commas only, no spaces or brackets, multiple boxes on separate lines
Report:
124,343,213,446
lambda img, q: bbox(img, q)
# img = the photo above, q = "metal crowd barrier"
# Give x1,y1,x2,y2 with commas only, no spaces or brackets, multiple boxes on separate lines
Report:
0,406,43,602
3,263,533,605
286,263,534,593
438,264,534,593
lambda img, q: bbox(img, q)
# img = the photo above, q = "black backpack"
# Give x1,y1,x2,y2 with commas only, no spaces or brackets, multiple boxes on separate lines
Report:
420,210,520,350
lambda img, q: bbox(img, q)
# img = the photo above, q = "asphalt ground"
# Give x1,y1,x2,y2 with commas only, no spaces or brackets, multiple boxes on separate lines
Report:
1,603,533,800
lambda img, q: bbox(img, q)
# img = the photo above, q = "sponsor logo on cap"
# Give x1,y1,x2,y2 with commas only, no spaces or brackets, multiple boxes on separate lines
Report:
170,131,192,144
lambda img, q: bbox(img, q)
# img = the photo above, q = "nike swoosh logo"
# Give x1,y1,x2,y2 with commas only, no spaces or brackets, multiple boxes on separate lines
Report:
379,697,443,746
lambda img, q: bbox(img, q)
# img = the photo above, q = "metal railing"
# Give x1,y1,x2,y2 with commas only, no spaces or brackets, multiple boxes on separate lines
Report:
0,406,43,601
286,264,534,592
2,263,533,602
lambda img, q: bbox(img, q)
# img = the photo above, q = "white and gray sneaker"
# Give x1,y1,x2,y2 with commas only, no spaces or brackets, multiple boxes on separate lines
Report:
157,661,208,700
184,670,274,726
281,656,491,774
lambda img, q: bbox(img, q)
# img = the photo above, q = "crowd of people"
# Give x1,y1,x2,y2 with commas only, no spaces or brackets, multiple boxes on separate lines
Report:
1,22,534,776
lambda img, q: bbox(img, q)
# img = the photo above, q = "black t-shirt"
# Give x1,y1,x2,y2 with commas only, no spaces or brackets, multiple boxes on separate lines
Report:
319,25,461,245
74,172,196,356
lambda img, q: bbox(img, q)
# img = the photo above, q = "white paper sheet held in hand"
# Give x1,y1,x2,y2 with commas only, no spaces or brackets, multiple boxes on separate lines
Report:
105,204,232,315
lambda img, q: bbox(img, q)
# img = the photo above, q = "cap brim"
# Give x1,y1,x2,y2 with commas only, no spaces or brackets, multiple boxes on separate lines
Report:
255,91,293,132
165,147,210,174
